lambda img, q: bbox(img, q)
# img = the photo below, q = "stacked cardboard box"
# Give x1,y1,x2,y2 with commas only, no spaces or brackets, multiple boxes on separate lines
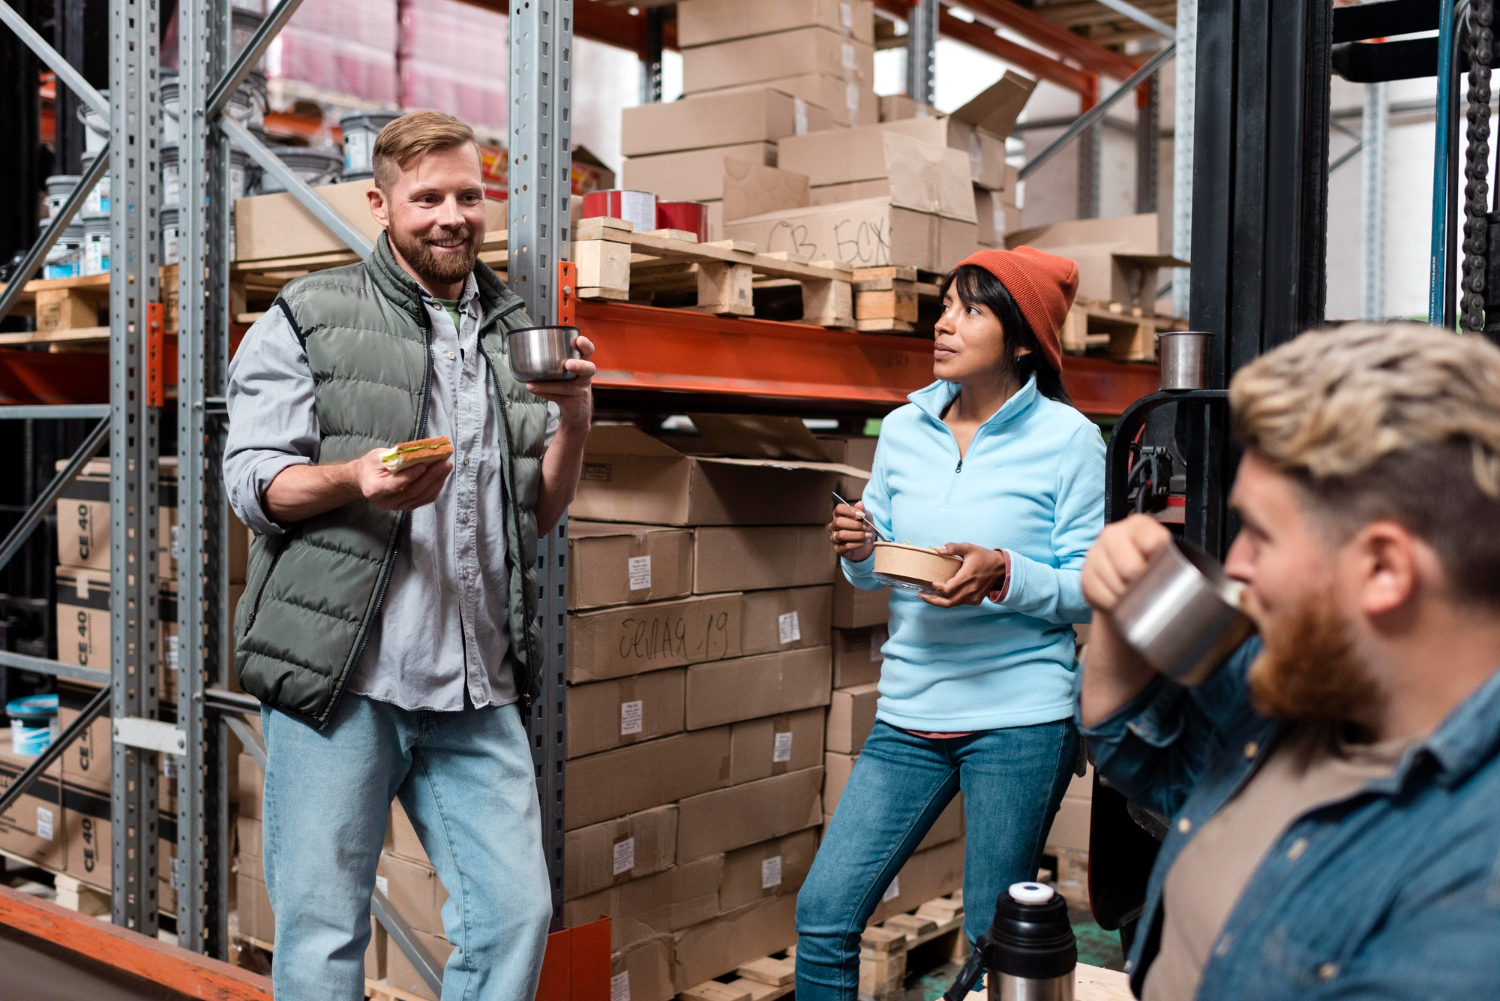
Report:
720,73,1036,274
1005,212,1182,313
560,418,880,1001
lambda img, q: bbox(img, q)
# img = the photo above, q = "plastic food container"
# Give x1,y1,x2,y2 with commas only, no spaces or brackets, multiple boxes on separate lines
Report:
7,694,59,757
872,542,963,594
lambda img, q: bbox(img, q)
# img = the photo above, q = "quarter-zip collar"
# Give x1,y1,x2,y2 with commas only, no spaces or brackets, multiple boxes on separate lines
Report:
909,373,1041,433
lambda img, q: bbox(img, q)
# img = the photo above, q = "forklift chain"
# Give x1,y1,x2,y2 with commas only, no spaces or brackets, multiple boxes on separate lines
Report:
1463,0,1494,332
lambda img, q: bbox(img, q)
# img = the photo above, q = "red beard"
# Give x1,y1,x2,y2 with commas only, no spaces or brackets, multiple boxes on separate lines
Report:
391,224,479,287
1248,596,1380,725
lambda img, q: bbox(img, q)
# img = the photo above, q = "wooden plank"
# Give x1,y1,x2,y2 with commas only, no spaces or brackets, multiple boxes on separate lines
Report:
735,955,795,987
695,262,755,316
884,912,939,937
859,926,908,953
0,884,273,1000
0,325,110,345
679,982,752,1001
853,265,918,283
854,288,918,323
619,231,853,283
724,977,793,1001
855,318,915,333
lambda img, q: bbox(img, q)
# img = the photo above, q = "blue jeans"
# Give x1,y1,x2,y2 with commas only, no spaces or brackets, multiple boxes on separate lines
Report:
795,719,1079,1001
261,693,551,1001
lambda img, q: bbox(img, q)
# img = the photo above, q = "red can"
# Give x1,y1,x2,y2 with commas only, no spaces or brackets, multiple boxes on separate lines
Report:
580,189,658,234
655,201,709,242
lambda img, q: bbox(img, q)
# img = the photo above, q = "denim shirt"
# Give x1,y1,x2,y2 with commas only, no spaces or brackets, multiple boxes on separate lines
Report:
1082,639,1500,999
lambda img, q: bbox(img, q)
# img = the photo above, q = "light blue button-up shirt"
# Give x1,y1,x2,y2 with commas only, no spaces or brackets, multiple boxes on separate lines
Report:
224,273,558,712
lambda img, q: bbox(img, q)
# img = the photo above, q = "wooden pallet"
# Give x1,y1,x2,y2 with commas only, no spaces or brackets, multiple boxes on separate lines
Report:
678,950,797,1001
858,892,968,1001
0,266,182,348
53,873,110,917
574,217,856,329
851,266,941,335
1061,300,1183,363
1042,846,1090,911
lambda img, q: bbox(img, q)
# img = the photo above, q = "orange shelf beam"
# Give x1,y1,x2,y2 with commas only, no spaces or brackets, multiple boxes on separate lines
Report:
576,299,1157,416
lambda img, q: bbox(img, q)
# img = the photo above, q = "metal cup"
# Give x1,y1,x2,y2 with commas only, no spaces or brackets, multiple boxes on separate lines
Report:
507,325,580,382
1157,331,1213,391
1111,538,1255,686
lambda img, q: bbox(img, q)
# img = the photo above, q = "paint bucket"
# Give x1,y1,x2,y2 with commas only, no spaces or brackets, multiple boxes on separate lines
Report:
161,142,181,208
45,175,80,217
7,694,58,757
656,201,709,242
161,206,180,266
339,110,404,180
581,189,657,234
252,145,344,195
81,211,111,276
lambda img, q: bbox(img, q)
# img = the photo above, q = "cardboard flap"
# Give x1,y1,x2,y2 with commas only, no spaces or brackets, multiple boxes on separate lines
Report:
697,456,872,479
881,132,977,222
688,413,831,460
584,424,687,459
951,71,1037,139
1006,212,1160,254
567,521,683,539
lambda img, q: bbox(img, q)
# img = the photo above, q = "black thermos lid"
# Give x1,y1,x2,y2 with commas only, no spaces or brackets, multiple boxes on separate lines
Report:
985,882,1077,980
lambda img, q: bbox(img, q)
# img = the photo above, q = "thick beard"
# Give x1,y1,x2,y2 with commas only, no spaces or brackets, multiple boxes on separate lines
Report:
391,225,479,287
1247,595,1379,725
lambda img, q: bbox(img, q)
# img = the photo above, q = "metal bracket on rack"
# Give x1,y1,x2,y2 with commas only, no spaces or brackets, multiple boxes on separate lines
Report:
147,303,166,408
558,261,577,327
113,717,188,756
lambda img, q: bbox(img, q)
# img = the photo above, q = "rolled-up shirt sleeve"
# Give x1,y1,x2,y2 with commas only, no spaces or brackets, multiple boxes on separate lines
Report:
224,306,319,536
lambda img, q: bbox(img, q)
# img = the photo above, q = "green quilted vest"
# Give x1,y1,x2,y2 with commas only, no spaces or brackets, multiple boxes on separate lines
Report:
232,233,549,727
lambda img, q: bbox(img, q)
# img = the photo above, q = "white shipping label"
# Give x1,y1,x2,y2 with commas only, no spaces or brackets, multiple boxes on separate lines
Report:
772,731,794,763
882,875,900,902
619,191,657,234
842,42,856,70
376,875,390,896
75,574,89,601
870,628,886,661
627,555,652,591
778,611,801,645
761,855,784,889
840,0,854,28
620,700,644,736
36,807,54,841
611,972,631,1001
794,97,809,135
845,82,860,125
612,836,636,875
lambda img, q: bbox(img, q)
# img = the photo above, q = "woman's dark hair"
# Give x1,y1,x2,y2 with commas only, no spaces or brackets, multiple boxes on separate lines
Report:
938,264,1071,405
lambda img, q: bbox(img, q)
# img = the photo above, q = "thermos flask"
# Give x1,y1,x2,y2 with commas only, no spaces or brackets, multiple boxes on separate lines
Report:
944,882,1076,1001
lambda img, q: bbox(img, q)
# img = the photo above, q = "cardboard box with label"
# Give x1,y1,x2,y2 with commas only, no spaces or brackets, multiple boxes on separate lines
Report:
567,668,686,759
692,526,835,595
740,585,832,656
721,159,813,225
723,196,977,274
55,566,177,681
567,593,742,684
831,625,884,688
678,0,875,48
676,765,823,862
682,27,875,97
685,646,831,730
870,836,965,924
611,934,675,1001
780,127,977,223
621,142,778,203
1044,762,1093,854
568,522,693,611
720,827,818,912
728,707,826,785
59,778,177,907
565,805,679,901
54,457,191,581
671,893,799,993
574,423,859,527
713,73,878,128
621,88,839,158
826,682,878,754
563,855,724,951
0,736,65,868
565,727,733,831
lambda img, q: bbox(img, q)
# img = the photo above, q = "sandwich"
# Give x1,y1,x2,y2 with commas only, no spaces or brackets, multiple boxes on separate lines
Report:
380,436,454,472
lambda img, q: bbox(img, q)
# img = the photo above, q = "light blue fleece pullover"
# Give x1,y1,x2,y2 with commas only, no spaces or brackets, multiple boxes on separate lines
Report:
844,375,1105,732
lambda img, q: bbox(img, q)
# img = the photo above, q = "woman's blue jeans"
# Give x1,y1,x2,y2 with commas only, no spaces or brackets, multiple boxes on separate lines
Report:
795,719,1079,1001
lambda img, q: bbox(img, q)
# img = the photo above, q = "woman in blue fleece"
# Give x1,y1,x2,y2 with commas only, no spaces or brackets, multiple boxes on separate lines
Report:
795,247,1104,1000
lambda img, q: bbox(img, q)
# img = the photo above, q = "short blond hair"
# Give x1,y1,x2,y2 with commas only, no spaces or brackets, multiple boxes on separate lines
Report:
371,111,478,192
1232,322,1500,601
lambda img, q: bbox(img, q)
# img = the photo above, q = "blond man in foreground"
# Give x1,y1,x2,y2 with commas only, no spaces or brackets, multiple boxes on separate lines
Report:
1079,323,1500,999
224,112,591,1000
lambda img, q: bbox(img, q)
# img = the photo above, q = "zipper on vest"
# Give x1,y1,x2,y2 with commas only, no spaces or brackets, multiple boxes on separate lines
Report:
244,538,288,632
341,306,438,683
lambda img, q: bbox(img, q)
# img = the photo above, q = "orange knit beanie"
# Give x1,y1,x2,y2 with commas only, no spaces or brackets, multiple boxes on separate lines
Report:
953,247,1079,373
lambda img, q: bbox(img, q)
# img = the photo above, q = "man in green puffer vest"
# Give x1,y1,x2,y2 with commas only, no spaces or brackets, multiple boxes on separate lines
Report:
224,112,594,1001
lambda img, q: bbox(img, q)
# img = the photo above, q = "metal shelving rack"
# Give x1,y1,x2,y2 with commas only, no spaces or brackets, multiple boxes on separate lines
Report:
0,0,1181,981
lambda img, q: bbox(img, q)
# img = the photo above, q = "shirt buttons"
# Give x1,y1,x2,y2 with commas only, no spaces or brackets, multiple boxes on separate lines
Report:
1213,935,1232,957
463,457,470,467
1318,963,1339,981
461,513,469,525
1287,837,1309,861
447,351,457,360
462,569,470,580
1244,741,1259,759
1177,817,1192,834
